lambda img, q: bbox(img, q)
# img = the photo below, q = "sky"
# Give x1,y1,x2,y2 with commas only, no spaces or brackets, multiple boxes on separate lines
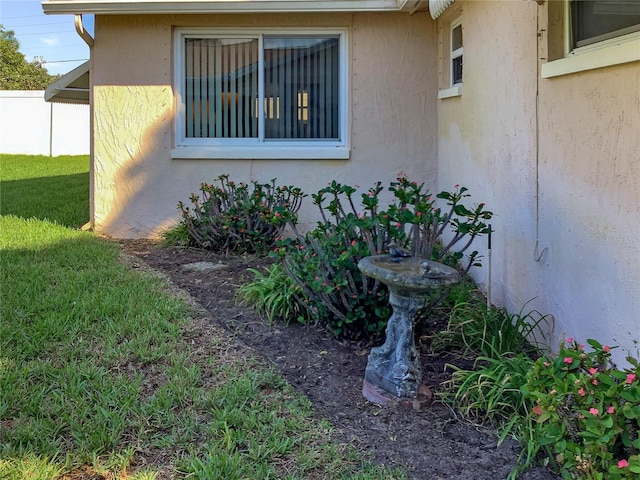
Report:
0,0,93,76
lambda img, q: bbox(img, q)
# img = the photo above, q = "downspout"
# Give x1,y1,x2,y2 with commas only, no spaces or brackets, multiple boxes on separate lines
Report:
74,14,94,47
74,13,95,231
49,102,53,157
534,2,549,263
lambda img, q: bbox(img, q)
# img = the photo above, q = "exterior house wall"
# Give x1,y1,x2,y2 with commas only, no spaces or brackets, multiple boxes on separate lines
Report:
436,1,640,363
90,12,438,238
0,91,89,156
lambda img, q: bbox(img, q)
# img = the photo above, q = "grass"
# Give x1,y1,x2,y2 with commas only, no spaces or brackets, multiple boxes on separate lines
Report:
0,155,403,479
0,154,90,228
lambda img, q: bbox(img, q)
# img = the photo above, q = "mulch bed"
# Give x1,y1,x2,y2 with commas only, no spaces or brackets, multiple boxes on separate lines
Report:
120,240,558,480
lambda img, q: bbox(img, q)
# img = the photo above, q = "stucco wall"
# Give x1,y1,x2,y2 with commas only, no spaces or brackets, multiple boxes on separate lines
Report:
91,12,438,238
436,1,640,363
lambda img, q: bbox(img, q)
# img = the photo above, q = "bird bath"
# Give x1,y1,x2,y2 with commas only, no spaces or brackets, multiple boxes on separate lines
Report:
358,255,461,409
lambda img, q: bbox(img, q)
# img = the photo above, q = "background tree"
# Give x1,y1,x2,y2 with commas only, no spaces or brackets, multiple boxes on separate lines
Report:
1,25,59,90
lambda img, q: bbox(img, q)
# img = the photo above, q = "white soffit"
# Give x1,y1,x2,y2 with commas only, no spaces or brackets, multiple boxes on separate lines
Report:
42,0,419,14
429,0,456,19
45,61,90,104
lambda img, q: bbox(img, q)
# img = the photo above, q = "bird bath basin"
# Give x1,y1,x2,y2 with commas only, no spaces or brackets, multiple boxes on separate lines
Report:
358,255,461,408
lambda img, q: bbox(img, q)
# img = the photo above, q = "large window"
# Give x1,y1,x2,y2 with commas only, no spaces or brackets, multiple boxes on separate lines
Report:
174,29,348,159
571,0,640,48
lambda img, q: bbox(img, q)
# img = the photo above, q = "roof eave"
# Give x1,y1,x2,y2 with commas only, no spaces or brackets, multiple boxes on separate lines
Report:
45,60,90,105
42,0,428,15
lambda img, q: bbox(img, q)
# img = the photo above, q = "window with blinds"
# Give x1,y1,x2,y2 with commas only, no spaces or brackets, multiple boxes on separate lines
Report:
181,32,342,143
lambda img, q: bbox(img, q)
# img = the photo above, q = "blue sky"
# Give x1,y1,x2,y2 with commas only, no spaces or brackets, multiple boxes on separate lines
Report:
1,0,93,76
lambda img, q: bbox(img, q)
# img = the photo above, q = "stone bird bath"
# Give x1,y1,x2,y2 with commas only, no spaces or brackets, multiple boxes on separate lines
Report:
358,255,461,409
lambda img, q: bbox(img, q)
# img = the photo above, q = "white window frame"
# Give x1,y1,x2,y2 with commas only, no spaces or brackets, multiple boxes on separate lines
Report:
172,27,350,160
438,16,463,99
450,19,463,86
542,1,640,78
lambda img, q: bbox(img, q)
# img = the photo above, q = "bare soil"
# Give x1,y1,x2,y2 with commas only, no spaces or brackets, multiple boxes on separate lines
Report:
120,240,558,480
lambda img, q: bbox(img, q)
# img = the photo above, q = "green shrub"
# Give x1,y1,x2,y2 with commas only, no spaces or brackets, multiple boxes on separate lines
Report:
442,352,537,472
178,175,305,255
159,222,194,247
434,304,550,478
430,303,549,359
235,263,310,325
437,304,640,480
273,176,492,340
522,339,640,479
274,181,390,339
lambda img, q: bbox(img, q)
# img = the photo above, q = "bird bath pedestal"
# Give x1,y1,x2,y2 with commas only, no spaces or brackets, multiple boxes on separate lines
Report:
358,255,461,409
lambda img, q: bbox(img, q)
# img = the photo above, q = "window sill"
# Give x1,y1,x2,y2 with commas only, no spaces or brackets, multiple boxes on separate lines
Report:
171,145,351,160
541,33,640,78
438,84,462,99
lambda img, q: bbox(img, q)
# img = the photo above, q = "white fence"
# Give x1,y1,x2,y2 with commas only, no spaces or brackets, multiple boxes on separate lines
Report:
0,91,89,156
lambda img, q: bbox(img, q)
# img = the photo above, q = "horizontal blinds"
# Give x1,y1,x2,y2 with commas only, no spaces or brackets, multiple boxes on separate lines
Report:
429,0,456,19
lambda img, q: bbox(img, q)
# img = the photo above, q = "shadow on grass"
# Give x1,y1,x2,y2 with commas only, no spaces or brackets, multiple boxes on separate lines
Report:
0,173,89,228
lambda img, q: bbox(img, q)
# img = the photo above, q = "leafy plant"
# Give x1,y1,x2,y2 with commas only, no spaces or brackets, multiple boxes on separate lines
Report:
235,263,310,325
434,304,551,478
159,222,194,247
272,176,493,340
442,352,537,471
178,175,305,255
382,178,493,274
522,339,640,479
430,302,550,359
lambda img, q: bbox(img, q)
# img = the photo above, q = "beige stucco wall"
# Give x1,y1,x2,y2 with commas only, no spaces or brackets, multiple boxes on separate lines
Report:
91,11,438,238
436,1,640,363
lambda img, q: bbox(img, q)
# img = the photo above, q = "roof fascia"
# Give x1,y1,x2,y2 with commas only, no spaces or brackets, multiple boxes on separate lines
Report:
42,0,415,15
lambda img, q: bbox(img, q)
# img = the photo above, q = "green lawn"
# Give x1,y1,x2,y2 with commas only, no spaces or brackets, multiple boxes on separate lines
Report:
0,154,402,479
0,154,90,228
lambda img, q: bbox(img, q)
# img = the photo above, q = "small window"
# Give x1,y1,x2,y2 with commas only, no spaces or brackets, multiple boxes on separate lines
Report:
174,28,348,157
450,20,463,85
571,0,640,49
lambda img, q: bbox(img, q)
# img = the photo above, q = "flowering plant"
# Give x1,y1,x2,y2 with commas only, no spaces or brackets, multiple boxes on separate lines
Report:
178,175,305,254
273,176,492,339
522,339,640,479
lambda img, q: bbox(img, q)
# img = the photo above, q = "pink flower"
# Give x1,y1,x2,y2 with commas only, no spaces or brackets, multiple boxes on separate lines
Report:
563,357,573,364
532,405,543,416
454,184,460,189
589,368,598,375
592,379,598,386
607,406,615,414
626,373,637,384
566,337,574,343
578,388,586,397
603,345,611,353
589,408,599,416
543,361,551,367
618,459,629,468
